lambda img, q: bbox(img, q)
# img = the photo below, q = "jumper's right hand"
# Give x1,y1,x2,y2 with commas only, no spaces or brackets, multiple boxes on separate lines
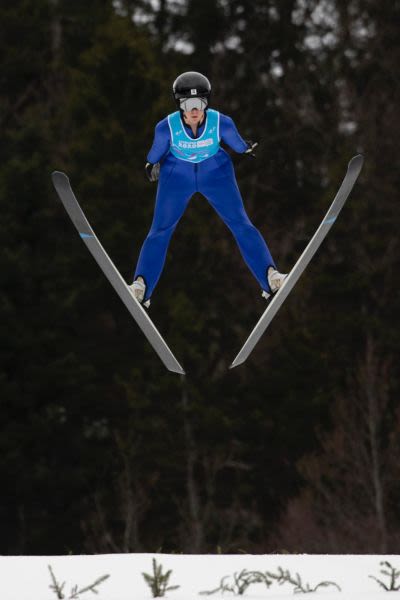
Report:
145,162,160,182
244,140,259,158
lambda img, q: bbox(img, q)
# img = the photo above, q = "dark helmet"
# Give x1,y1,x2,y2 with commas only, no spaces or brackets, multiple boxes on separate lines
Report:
172,71,211,106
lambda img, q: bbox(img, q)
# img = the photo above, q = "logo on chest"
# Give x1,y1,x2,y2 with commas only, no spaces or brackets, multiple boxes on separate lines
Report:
177,138,214,149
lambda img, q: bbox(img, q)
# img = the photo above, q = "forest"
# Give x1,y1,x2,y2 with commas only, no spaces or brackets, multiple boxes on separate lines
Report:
0,0,399,555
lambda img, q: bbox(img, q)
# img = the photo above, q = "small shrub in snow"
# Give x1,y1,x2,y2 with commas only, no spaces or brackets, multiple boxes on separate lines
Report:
199,569,270,595
142,558,180,597
369,561,400,591
265,567,341,593
48,565,109,599
200,566,341,595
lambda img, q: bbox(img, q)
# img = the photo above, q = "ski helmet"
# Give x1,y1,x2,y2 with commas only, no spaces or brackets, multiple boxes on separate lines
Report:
172,71,211,109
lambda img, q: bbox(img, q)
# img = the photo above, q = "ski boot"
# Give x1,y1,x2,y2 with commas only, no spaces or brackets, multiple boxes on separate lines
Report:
129,277,151,308
262,266,287,300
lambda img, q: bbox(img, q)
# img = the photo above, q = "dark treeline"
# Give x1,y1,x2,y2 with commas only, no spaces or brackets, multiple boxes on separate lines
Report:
0,0,399,555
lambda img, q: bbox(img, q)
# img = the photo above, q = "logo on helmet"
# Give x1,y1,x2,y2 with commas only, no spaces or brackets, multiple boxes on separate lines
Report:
190,89,197,95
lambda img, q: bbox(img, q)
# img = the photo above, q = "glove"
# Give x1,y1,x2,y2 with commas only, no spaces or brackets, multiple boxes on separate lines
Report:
244,140,258,158
145,162,160,182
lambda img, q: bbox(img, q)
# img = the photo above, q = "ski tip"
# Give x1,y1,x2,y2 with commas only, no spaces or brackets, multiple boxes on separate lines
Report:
51,171,69,187
348,154,364,173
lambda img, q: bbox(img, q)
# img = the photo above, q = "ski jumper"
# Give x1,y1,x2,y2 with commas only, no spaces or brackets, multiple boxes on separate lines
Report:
134,109,276,301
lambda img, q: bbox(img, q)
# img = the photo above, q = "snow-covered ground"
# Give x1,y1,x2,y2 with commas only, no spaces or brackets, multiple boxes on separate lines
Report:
0,553,398,600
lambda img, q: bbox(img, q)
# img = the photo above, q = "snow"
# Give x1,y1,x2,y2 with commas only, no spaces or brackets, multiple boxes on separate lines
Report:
0,553,398,599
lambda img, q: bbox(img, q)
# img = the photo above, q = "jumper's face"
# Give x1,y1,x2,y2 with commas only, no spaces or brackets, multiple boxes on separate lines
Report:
183,109,205,125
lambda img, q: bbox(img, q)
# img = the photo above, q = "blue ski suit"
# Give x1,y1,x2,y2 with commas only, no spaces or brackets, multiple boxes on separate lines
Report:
134,109,276,301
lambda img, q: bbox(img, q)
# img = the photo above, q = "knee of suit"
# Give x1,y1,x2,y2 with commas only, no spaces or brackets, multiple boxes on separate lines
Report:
226,219,256,236
147,222,177,241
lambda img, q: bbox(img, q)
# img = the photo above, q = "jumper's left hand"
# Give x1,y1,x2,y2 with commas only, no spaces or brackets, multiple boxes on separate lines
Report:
244,140,259,158
145,162,160,182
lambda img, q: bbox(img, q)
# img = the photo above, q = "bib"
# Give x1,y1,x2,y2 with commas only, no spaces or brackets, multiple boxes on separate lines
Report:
167,109,220,163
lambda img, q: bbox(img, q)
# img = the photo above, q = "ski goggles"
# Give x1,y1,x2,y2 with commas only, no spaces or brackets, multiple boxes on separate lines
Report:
179,97,208,112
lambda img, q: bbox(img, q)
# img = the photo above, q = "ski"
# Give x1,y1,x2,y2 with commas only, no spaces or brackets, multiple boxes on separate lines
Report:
52,172,185,375
230,154,364,369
